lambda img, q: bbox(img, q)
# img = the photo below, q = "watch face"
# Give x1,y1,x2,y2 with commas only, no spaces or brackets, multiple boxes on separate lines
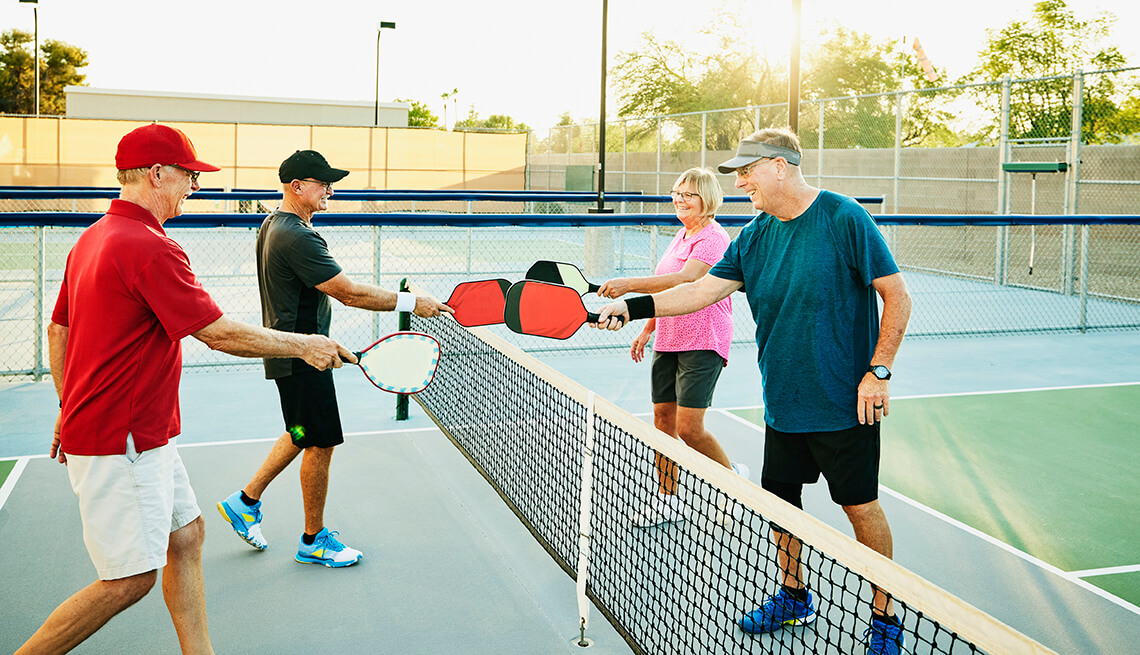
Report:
870,365,891,380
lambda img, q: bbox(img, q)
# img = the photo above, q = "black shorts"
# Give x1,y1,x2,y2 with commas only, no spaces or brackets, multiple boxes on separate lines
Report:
650,350,726,409
761,422,880,506
274,369,344,449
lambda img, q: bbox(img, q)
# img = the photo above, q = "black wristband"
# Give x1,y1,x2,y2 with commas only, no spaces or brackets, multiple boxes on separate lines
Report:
625,295,656,320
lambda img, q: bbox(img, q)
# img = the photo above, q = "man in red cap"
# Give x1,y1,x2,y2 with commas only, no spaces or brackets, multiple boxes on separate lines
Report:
18,125,355,655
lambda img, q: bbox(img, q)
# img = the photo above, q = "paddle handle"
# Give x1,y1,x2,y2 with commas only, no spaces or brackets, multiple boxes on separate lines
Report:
587,282,601,294
586,312,625,326
351,351,363,364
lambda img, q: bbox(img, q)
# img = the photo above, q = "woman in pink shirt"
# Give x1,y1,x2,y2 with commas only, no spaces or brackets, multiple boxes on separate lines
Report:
598,167,746,527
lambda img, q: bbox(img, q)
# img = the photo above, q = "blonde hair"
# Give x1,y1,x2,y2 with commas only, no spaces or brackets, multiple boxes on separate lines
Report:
746,127,802,155
673,167,723,216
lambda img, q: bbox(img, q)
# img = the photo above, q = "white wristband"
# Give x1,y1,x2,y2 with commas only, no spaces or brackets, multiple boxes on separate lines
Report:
395,292,416,313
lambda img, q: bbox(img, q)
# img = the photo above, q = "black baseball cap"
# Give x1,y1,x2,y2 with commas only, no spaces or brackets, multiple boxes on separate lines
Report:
278,150,349,184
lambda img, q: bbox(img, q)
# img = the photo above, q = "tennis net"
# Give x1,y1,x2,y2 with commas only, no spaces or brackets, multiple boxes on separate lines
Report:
407,284,1054,655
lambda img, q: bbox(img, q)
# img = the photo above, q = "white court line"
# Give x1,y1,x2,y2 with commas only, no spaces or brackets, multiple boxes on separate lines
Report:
892,380,1140,401
1070,564,1140,578
0,457,30,512
880,486,1140,618
176,426,440,450
708,407,1140,616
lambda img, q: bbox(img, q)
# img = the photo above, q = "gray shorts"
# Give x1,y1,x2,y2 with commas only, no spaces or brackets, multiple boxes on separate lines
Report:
650,350,726,409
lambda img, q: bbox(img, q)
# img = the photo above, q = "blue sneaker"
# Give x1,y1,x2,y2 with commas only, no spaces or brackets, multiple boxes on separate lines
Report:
296,528,363,568
217,491,268,550
739,588,817,634
864,617,906,654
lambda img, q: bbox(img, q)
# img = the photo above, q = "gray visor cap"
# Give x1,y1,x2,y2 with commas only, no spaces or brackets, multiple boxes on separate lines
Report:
716,140,802,173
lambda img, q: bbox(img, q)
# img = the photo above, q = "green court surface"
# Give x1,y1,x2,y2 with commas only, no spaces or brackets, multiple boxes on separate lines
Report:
0,459,13,488
729,383,1140,608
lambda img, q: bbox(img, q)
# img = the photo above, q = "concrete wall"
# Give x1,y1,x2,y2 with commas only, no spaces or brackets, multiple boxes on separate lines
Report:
65,87,410,128
530,145,1140,215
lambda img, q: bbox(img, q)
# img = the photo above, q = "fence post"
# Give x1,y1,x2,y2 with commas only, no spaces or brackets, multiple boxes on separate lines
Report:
656,118,662,195
893,93,903,214
995,77,1011,285
1078,225,1089,332
395,278,411,420
817,100,824,187
1063,70,1084,296
372,225,382,341
700,112,707,170
34,226,45,381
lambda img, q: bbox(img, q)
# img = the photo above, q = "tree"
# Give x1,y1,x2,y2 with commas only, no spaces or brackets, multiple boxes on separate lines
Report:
453,107,530,133
396,98,441,128
0,30,87,115
801,26,958,148
611,15,785,152
963,0,1137,143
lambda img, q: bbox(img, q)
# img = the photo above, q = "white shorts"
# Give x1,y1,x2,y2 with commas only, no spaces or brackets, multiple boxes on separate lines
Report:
65,436,201,580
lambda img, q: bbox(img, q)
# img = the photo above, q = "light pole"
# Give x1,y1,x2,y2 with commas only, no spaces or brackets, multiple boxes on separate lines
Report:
374,21,395,126
589,0,613,214
19,0,39,116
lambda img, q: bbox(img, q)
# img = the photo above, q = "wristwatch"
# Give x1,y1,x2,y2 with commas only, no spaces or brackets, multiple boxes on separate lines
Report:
868,365,892,380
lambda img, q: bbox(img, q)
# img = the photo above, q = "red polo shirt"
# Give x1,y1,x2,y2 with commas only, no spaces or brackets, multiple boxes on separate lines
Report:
51,199,223,456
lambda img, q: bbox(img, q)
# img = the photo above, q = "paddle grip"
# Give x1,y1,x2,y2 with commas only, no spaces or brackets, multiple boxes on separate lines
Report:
587,312,625,326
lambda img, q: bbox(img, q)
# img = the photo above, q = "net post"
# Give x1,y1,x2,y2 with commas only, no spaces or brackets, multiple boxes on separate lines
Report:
574,391,596,642
395,277,410,421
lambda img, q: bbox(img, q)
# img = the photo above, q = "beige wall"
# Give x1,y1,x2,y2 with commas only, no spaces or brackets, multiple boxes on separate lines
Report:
0,116,527,191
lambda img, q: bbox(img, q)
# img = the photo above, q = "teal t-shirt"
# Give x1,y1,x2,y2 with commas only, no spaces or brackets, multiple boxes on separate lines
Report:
708,190,899,432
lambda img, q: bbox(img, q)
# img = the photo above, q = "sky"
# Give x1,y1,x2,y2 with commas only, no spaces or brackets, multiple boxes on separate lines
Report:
1,0,1137,130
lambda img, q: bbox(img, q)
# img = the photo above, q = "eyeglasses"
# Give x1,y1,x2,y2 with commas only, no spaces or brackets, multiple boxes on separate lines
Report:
670,191,701,201
300,179,333,191
170,165,201,184
734,160,767,178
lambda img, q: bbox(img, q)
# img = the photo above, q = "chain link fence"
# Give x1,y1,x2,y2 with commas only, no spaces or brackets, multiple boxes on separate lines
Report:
529,67,1140,217
2,207,1139,381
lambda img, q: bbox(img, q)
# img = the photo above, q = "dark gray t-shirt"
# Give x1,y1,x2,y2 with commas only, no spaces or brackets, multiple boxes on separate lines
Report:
256,210,342,379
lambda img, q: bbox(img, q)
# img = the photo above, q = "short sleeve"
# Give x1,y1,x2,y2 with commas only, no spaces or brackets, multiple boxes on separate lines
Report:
709,231,745,282
288,229,342,288
688,229,730,267
133,245,223,341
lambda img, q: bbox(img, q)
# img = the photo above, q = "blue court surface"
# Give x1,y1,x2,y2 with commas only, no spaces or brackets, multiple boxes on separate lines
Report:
2,329,1139,653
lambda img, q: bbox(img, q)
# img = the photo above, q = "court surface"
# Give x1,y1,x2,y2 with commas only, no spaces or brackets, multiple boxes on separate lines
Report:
2,330,1139,653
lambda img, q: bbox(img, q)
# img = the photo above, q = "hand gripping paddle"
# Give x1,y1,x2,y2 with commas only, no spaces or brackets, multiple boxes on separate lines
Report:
504,280,621,340
445,279,510,327
353,332,440,393
525,260,600,296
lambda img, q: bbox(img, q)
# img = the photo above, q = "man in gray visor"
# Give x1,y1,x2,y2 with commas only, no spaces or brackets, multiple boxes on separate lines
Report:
594,127,912,655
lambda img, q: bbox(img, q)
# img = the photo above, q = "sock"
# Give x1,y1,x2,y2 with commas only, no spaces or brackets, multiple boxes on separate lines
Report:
302,532,317,545
872,612,900,628
240,491,258,506
782,585,810,603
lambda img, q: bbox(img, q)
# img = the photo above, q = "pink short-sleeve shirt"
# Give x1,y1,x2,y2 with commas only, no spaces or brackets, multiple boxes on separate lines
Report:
653,222,733,362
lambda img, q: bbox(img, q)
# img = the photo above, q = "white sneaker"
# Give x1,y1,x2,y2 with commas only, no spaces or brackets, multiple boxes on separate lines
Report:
731,461,750,480
631,493,686,528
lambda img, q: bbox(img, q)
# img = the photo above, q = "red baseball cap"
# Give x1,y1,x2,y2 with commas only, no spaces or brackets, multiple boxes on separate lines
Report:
115,124,221,172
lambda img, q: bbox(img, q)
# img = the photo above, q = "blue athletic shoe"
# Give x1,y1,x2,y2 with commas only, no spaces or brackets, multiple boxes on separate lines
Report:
739,588,817,634
217,490,268,550
864,617,906,655
296,528,363,568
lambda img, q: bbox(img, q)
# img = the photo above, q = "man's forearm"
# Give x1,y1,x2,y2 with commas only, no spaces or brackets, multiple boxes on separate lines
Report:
195,317,309,359
871,294,911,367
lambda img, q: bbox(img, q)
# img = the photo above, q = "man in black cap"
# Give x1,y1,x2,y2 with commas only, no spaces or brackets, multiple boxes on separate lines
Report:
595,127,912,655
217,150,451,568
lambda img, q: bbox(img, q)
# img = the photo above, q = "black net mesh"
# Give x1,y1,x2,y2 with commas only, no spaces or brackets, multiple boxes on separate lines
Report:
411,309,1046,655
